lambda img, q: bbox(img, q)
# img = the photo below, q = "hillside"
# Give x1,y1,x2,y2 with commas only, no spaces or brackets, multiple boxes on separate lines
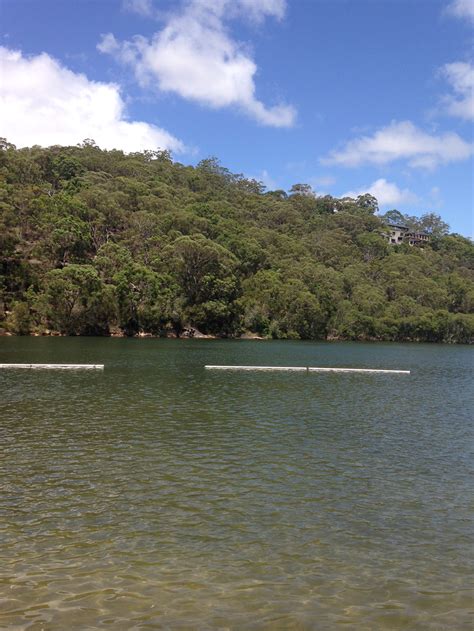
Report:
1,140,473,342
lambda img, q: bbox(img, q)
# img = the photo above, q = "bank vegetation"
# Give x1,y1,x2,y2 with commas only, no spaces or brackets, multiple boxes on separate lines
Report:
1,140,473,343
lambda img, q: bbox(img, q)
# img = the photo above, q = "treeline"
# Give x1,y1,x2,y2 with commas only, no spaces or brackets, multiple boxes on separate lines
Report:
1,139,473,343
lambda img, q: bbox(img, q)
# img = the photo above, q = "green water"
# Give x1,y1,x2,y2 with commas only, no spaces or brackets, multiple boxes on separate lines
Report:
1,338,473,630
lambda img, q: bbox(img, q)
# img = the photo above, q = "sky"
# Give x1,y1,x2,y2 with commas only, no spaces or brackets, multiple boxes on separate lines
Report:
1,0,473,235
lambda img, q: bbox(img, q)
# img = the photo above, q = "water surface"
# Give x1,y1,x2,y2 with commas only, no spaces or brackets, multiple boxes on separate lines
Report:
1,339,473,629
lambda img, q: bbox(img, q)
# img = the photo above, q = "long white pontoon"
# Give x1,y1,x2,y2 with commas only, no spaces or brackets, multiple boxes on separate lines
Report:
205,365,410,374
0,364,104,370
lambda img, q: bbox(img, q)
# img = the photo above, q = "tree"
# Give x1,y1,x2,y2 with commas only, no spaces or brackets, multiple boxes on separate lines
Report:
240,271,327,339
357,232,389,262
165,235,238,305
42,215,91,266
6,301,31,335
381,209,406,225
415,212,449,237
40,265,114,334
355,193,379,214
0,142,472,343
113,264,177,336
289,183,315,197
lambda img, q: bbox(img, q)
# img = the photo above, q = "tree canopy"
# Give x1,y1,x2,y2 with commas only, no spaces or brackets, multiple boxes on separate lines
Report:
1,140,473,343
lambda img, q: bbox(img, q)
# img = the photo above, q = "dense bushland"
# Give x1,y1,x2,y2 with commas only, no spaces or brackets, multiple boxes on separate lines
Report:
1,140,473,342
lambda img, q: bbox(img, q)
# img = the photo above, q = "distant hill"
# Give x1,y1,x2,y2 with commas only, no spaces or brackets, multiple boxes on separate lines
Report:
1,140,473,342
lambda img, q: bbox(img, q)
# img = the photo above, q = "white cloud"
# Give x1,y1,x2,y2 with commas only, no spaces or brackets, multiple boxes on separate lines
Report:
324,120,472,169
310,175,336,187
98,0,295,127
226,0,286,23
123,0,153,17
446,0,474,22
439,62,474,120
175,0,287,24
247,168,277,190
429,186,443,209
342,178,418,207
0,47,184,153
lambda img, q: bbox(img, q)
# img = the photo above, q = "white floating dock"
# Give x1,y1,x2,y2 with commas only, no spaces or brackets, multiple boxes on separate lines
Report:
205,365,410,374
0,364,104,370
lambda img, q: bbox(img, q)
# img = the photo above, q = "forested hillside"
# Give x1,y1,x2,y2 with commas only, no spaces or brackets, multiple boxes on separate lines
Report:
1,140,473,342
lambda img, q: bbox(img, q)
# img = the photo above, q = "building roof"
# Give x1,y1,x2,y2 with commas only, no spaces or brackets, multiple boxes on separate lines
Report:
387,222,408,230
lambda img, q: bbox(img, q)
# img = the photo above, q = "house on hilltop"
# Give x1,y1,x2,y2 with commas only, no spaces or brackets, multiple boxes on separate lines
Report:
387,223,407,244
385,223,430,247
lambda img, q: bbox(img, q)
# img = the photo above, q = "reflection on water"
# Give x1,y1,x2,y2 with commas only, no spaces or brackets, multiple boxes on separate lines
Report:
1,339,473,629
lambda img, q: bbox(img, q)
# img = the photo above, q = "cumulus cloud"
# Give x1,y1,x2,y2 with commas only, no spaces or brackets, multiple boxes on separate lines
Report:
123,0,154,17
439,61,474,120
311,175,336,187
226,0,286,23
446,0,474,22
0,47,184,153
342,178,418,207
324,120,472,169
98,0,295,127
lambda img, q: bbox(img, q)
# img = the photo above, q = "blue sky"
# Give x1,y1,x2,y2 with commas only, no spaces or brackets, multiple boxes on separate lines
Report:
1,0,473,234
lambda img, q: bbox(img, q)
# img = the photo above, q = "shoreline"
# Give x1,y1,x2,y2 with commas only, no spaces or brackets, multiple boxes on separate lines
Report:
0,329,470,344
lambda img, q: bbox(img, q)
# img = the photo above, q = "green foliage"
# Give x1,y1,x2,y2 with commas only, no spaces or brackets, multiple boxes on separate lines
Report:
39,265,114,335
380,209,449,237
0,142,472,342
113,264,176,336
6,301,31,335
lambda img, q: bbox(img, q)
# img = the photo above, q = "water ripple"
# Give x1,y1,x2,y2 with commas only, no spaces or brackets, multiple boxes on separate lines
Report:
1,339,473,629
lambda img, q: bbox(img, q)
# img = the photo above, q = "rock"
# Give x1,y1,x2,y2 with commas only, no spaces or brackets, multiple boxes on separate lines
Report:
181,326,215,339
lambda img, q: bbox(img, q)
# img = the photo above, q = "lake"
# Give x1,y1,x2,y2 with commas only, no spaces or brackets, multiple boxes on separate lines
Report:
1,338,473,630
